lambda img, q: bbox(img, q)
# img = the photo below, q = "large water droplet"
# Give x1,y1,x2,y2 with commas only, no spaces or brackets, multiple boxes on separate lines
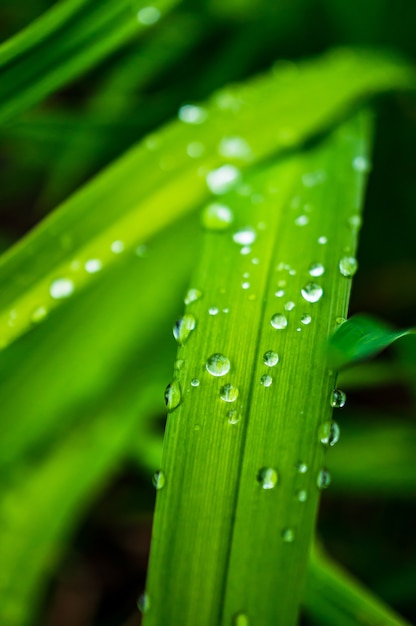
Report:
260,374,273,387
317,468,331,490
281,528,295,543
339,256,358,277
184,288,202,305
137,592,151,614
152,470,165,490
319,421,340,446
270,313,288,329
257,467,278,489
301,282,323,303
220,383,239,402
164,380,182,412
178,104,207,124
206,353,231,377
309,263,325,277
232,227,256,246
173,313,196,345
219,136,252,160
50,278,74,299
202,202,234,231
330,389,346,408
206,165,241,195
263,350,279,367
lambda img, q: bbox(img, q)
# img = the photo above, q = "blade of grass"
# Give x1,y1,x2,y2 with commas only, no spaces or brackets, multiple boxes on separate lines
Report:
304,543,412,626
0,49,413,350
143,111,373,626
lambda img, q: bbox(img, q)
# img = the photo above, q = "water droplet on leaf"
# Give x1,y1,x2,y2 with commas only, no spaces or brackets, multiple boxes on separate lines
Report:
164,380,182,412
152,470,165,490
137,592,151,614
206,353,231,377
184,288,202,305
301,282,323,303
339,256,358,277
232,227,256,246
300,314,312,325
330,389,346,408
137,6,161,24
50,278,74,299
317,468,331,490
319,421,340,446
281,528,295,542
271,313,288,329
263,350,279,367
178,104,207,124
260,374,273,387
202,203,234,231
206,165,241,195
220,383,239,402
173,314,196,345
309,263,325,277
85,259,102,273
257,467,278,489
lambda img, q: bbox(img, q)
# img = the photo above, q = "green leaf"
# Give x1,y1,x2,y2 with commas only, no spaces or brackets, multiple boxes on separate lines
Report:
329,314,415,369
143,111,372,626
305,543,412,626
0,49,413,350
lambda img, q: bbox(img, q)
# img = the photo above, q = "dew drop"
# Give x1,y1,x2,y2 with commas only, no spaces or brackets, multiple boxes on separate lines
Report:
111,240,125,254
227,409,240,425
202,202,234,231
284,301,295,311
352,155,371,172
295,215,309,226
275,289,285,298
263,350,279,367
206,353,231,377
184,288,202,305
164,380,182,412
174,359,184,371
137,592,151,614
31,306,48,323
318,236,328,245
319,420,340,446
191,378,200,387
208,306,219,316
242,281,250,290
137,6,161,25
308,262,325,277
301,282,323,303
295,461,308,474
335,316,346,325
317,468,331,490
232,227,257,246
330,389,346,408
270,313,288,329
339,256,358,277
219,136,252,160
257,467,278,489
281,528,295,543
348,214,362,230
233,613,249,626
152,470,165,490
300,314,312,325
296,489,308,502
260,374,273,387
178,104,207,124
85,259,102,273
173,313,196,345
206,165,241,195
50,278,74,299
220,383,239,402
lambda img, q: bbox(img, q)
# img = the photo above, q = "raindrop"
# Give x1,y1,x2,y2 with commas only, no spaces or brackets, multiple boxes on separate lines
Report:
178,104,207,124
319,421,340,446
137,592,151,614
206,165,241,195
284,301,295,311
202,202,234,231
317,468,331,490
173,313,196,345
330,389,346,408
309,263,325,277
227,409,240,425
85,259,102,273
31,306,48,323
260,374,273,387
348,214,362,230
111,240,124,254
240,246,251,255
219,136,252,160
296,489,308,502
184,288,202,305
257,467,278,489
190,378,200,387
242,281,250,290
318,236,328,245
300,314,312,325
339,256,358,277
220,384,239,402
232,227,257,246
206,353,231,377
270,313,288,329
208,306,219,316
152,470,165,490
335,316,346,325
233,613,249,626
281,528,295,543
174,359,184,371
50,278,74,299
263,350,279,367
301,282,323,303
164,380,182,412
275,289,285,298
352,156,371,173
295,461,308,474
137,6,161,25
295,215,309,226
186,141,205,158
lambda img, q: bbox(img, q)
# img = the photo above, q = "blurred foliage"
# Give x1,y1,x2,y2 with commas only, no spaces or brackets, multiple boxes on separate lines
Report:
0,0,415,625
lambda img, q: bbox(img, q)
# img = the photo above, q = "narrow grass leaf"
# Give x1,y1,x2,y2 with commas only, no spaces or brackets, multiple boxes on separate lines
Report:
0,49,413,351
143,111,372,626
305,543,412,626
329,314,415,369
